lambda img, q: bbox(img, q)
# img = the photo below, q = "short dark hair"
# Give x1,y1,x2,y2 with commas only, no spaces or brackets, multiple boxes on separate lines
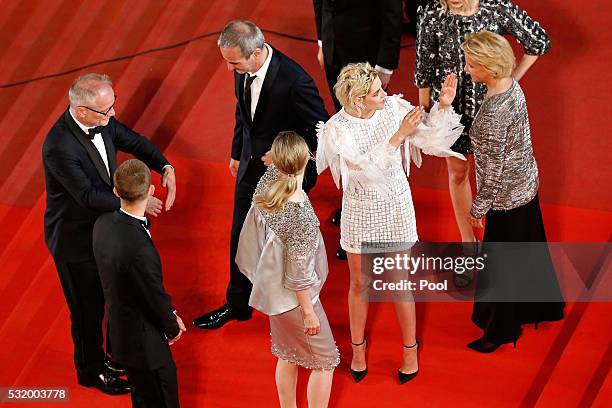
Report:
113,159,151,202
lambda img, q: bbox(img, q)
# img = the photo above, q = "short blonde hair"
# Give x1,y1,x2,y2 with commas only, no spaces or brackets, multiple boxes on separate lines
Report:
255,131,310,213
461,31,516,78
333,62,378,116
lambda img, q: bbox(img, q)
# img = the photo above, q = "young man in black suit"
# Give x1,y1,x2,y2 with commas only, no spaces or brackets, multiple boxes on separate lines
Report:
192,20,329,330
42,73,176,394
93,159,185,408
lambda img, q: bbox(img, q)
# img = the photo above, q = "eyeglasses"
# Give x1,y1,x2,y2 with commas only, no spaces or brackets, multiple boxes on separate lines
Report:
79,95,116,116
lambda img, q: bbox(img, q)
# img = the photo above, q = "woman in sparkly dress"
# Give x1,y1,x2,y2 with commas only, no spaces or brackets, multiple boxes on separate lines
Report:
462,31,564,353
317,62,464,383
415,0,551,260
236,132,339,407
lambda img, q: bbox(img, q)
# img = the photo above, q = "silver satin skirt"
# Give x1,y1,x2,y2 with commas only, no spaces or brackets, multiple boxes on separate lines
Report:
269,300,340,370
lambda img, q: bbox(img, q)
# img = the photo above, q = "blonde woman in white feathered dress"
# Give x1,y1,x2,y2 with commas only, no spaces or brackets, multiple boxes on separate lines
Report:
316,62,464,384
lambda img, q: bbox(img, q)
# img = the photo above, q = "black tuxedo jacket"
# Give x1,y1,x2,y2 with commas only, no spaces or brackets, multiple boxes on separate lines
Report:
313,0,403,70
42,110,170,262
93,211,179,370
232,46,328,189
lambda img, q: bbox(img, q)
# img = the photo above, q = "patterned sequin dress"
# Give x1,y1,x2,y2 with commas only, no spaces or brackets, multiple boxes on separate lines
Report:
415,0,551,153
317,95,464,254
236,166,340,370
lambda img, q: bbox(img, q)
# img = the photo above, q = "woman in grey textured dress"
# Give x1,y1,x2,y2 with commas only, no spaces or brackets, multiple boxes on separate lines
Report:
415,0,551,252
236,132,339,407
462,31,564,353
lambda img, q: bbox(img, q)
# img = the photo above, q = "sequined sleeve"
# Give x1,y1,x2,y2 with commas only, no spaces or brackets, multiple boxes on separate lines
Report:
497,0,551,55
414,4,438,88
470,112,508,219
281,206,320,292
253,165,281,200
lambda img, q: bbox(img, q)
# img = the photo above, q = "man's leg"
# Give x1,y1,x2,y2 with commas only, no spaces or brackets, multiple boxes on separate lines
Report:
54,258,105,378
193,171,259,329
54,258,130,394
127,360,179,408
225,176,257,313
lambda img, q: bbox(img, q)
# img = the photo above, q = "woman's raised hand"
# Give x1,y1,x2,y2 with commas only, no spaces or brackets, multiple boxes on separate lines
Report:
439,73,458,109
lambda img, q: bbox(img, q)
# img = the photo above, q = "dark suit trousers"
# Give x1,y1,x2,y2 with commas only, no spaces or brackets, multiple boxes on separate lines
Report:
54,258,106,376
324,63,343,112
127,360,179,408
225,164,262,312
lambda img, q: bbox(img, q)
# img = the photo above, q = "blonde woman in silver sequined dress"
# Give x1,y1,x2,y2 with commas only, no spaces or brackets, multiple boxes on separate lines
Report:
317,62,464,383
462,31,564,353
236,131,338,407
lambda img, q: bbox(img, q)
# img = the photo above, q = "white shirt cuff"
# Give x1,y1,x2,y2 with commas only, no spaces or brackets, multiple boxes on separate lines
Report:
317,40,322,47
375,65,393,75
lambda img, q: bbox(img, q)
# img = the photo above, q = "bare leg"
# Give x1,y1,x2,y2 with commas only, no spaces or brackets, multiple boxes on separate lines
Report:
446,156,476,243
306,369,334,408
275,359,298,408
394,301,418,374
347,252,369,371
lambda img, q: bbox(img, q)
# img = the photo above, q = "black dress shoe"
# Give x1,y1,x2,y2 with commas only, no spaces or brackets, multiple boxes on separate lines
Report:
78,369,131,395
193,304,252,330
331,208,342,226
336,247,347,260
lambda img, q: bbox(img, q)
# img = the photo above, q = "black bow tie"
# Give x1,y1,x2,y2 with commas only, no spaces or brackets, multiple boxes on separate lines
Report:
87,126,105,139
139,218,151,230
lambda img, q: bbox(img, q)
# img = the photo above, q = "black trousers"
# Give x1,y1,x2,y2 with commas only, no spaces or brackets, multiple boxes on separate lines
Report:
54,258,106,377
127,361,179,408
225,168,260,311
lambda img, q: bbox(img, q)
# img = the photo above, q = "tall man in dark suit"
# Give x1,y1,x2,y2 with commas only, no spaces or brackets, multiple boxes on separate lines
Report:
313,0,403,259
193,20,329,330
93,159,186,408
42,73,177,394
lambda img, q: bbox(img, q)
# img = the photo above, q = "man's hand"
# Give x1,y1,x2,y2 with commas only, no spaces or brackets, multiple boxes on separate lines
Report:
317,46,324,70
146,196,163,217
168,314,187,345
378,72,392,90
229,158,239,177
162,166,176,211
261,150,272,167
468,213,484,229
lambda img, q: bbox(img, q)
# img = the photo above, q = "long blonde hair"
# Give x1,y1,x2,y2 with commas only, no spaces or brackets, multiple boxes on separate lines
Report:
255,131,310,213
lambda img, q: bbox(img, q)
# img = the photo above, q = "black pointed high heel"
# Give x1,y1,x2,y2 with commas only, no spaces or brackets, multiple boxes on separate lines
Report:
398,340,419,384
350,339,368,383
467,337,518,353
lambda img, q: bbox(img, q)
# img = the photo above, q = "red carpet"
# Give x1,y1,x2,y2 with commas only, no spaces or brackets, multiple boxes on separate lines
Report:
0,0,610,407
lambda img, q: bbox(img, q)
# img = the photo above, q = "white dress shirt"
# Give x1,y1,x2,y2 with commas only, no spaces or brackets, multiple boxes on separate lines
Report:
69,109,110,177
246,43,273,120
120,208,151,238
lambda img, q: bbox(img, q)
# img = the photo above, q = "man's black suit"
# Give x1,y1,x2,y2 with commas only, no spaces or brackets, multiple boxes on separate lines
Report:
42,110,170,379
227,46,329,311
93,211,180,408
313,0,403,110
